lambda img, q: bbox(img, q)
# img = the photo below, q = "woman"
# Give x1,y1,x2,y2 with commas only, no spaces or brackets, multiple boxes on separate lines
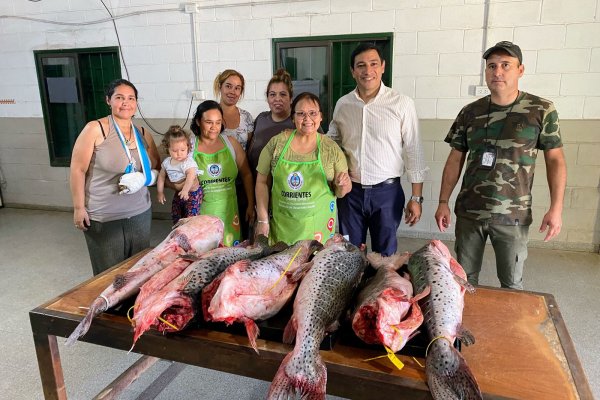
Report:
246,68,295,180
214,69,253,151
255,92,351,245
70,79,160,275
190,100,255,247
214,69,254,239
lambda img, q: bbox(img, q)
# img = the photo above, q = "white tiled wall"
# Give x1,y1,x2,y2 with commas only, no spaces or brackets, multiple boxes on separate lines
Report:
0,0,598,250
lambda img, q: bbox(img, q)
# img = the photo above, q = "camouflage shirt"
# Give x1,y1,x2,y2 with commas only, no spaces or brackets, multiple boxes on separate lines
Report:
445,91,562,225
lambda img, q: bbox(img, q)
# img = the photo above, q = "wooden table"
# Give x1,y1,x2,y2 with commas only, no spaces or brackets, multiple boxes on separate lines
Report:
30,252,593,400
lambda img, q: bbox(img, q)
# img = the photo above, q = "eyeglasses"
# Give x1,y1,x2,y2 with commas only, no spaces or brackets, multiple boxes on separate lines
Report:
295,110,320,119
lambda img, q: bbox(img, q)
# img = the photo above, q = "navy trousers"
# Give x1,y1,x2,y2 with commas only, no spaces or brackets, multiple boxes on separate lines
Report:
337,180,405,256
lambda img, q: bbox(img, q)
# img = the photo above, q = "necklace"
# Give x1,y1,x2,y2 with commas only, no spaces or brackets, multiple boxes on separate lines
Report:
123,125,133,145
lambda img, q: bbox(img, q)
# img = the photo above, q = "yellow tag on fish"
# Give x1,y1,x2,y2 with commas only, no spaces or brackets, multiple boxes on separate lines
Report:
384,346,404,370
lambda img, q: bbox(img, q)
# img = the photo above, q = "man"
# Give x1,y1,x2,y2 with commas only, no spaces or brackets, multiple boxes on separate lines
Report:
435,41,566,289
328,43,427,256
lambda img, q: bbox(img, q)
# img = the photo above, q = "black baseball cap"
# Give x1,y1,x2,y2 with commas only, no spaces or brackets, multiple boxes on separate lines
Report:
483,41,523,64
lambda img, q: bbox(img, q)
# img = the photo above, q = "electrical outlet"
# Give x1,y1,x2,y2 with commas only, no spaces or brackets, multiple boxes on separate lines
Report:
191,90,204,100
473,85,490,96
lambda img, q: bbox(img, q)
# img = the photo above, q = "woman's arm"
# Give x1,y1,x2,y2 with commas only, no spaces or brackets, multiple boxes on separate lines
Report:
255,172,271,238
231,137,256,223
70,121,101,230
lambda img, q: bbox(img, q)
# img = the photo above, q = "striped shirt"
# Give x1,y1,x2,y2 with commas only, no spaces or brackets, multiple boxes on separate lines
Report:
327,83,427,185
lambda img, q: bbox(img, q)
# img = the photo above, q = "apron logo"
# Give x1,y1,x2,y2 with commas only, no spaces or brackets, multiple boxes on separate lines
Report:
208,163,222,178
314,232,322,242
287,172,304,191
329,201,335,212
327,218,335,232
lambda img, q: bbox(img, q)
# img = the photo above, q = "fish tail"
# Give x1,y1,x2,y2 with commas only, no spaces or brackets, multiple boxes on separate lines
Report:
65,297,106,346
267,352,327,400
426,342,482,400
243,318,260,354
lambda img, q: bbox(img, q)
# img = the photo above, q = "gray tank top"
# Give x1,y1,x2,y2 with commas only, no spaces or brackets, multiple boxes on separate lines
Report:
85,121,151,222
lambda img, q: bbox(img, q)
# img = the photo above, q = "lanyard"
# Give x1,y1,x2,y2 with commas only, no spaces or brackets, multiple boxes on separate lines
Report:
110,116,152,185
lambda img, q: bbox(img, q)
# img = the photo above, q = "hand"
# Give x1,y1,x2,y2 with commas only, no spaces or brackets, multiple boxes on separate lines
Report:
539,208,562,242
335,171,350,187
73,208,90,231
255,220,269,238
157,192,166,204
118,172,146,194
179,190,190,201
404,200,422,226
435,203,452,232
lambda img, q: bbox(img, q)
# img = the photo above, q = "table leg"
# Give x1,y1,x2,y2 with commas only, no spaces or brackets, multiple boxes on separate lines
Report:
32,333,67,400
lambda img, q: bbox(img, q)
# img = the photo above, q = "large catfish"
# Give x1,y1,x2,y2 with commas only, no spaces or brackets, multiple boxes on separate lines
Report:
268,234,367,400
352,251,428,352
66,215,224,346
202,239,323,353
407,240,482,400
131,236,287,345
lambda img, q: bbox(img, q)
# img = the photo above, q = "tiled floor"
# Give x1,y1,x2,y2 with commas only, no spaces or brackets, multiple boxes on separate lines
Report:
1,208,598,399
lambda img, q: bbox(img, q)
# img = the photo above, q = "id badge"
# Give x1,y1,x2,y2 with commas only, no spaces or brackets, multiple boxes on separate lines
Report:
479,145,496,169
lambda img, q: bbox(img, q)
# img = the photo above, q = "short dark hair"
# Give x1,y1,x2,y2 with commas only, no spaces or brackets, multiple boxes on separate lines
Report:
291,92,322,114
350,43,384,69
105,79,138,99
190,100,225,137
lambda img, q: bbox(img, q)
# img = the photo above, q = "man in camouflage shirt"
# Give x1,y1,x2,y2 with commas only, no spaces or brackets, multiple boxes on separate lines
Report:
435,41,566,289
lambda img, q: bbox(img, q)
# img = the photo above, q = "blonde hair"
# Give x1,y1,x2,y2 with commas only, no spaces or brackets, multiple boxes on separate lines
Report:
161,125,191,152
213,69,245,100
266,69,293,98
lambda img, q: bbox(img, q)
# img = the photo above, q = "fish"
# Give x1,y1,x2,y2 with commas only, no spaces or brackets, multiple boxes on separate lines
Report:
267,234,367,400
202,239,323,353
65,215,224,346
130,236,287,345
407,240,482,400
351,251,429,352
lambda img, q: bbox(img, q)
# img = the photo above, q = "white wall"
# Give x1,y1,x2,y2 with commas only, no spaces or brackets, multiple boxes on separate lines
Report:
0,0,599,251
0,0,599,119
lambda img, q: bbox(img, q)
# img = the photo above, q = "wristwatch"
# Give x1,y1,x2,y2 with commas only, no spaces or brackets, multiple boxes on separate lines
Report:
410,195,424,204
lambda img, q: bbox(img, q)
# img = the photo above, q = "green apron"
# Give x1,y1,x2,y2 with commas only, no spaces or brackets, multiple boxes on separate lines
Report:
194,135,240,246
270,131,336,245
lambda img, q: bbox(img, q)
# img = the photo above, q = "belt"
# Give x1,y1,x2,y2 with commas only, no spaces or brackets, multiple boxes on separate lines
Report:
355,177,400,189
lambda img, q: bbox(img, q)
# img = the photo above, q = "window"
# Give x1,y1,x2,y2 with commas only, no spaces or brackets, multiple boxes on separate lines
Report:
34,47,121,166
273,34,393,128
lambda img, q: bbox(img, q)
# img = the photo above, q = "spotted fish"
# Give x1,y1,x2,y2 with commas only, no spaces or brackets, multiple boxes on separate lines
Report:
267,234,367,400
202,239,323,353
130,236,286,345
65,215,224,346
407,240,482,400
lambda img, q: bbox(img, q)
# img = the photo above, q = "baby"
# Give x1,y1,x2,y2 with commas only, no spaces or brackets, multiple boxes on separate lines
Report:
157,125,202,224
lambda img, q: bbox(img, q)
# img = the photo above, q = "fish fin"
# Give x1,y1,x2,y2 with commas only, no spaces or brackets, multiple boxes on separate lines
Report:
282,317,297,344
326,319,340,333
244,318,260,354
367,251,411,271
289,261,313,283
457,325,476,346
267,352,327,400
426,342,482,400
65,297,107,346
448,258,475,293
172,217,190,229
178,253,200,261
412,285,431,303
233,259,251,272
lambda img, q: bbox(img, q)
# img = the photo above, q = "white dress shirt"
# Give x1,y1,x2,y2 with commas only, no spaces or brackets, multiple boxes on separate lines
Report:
328,83,427,185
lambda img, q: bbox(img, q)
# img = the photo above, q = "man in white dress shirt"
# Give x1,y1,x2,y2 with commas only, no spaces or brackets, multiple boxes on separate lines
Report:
328,43,428,256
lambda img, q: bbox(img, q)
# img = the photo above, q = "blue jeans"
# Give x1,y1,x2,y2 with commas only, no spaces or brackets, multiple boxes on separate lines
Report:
337,179,404,256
